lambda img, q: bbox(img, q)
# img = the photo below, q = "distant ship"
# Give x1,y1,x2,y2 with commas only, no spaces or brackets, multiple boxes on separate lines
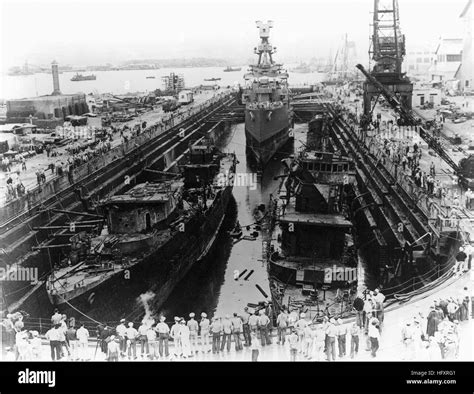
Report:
8,62,34,76
146,76,156,79
204,78,221,81
242,20,292,166
223,66,241,72
290,62,312,73
325,34,358,84
71,73,96,81
7,70,34,76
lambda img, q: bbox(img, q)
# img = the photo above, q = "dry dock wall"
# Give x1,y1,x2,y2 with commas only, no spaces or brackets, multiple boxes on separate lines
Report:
0,93,232,228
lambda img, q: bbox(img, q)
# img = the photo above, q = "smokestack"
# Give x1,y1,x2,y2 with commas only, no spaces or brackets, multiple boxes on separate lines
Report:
51,60,61,95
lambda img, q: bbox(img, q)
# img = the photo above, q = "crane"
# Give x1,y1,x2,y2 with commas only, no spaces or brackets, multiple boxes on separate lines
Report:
359,0,413,122
356,64,471,186
356,1,473,188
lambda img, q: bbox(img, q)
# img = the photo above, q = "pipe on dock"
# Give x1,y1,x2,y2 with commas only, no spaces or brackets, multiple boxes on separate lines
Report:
33,225,98,230
244,270,254,281
32,243,72,250
255,284,268,298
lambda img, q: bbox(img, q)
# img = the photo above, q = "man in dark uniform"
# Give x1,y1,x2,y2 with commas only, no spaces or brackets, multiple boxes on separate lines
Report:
353,296,364,328
241,307,251,346
454,247,467,276
426,305,439,337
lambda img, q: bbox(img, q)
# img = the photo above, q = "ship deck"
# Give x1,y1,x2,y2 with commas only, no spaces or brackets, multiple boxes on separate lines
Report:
270,254,350,270
270,279,357,322
48,154,235,299
279,207,352,227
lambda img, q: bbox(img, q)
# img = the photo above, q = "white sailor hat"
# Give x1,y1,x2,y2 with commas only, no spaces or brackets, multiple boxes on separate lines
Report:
300,312,306,318
174,316,180,321
189,312,195,318
201,312,207,318
159,316,166,321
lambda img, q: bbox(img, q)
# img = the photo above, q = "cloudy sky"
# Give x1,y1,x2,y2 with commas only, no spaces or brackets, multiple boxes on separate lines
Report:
0,0,468,69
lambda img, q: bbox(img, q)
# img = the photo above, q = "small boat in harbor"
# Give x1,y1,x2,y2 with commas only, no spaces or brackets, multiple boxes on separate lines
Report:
224,66,241,72
290,62,313,73
204,77,221,81
71,73,96,81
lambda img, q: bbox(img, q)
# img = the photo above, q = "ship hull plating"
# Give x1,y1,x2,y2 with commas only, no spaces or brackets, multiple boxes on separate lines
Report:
50,186,233,316
244,106,290,165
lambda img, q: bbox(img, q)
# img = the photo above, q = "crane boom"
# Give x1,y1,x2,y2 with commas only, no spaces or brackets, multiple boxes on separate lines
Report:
355,64,462,178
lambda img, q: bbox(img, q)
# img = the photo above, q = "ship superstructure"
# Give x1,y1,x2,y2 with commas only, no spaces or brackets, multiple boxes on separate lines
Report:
242,21,292,166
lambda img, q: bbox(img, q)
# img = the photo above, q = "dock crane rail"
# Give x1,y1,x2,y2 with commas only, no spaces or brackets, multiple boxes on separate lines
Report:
355,63,466,184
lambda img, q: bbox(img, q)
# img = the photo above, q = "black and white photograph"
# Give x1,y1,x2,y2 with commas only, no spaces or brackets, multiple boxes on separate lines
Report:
0,0,473,392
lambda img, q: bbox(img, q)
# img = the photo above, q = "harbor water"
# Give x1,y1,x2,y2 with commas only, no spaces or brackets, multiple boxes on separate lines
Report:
2,67,326,99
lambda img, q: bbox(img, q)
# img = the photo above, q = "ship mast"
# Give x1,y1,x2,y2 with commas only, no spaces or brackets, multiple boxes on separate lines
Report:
254,20,276,67
246,20,288,81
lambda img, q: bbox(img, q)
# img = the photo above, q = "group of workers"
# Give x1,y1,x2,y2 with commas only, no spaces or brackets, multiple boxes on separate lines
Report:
1,280,471,362
401,287,471,360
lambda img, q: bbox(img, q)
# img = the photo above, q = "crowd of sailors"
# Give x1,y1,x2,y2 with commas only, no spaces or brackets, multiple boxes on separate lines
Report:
2,129,116,202
4,169,26,202
401,287,471,360
3,119,168,203
1,284,470,362
1,90,228,205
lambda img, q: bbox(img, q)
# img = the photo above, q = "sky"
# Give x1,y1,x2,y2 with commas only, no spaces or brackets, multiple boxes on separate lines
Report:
0,0,468,70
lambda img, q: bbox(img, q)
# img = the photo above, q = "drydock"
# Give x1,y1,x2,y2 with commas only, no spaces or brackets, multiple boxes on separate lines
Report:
0,91,244,314
2,83,471,319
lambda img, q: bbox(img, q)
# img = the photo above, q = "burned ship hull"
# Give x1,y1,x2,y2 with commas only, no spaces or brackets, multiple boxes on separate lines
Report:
266,145,360,318
48,185,233,315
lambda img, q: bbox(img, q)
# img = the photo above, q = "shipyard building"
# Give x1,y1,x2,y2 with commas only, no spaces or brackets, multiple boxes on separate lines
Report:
6,61,88,128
